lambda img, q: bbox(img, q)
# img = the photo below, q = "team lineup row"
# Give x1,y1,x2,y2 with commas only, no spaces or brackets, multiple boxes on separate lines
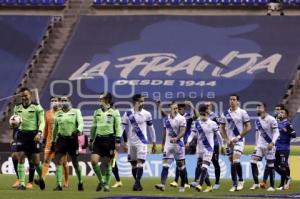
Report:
9,87,296,193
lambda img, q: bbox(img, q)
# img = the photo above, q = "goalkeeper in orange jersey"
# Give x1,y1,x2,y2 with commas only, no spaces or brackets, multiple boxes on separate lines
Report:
41,96,69,187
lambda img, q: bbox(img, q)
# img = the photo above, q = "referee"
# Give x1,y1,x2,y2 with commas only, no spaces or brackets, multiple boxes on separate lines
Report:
14,87,45,190
90,92,122,192
51,96,84,191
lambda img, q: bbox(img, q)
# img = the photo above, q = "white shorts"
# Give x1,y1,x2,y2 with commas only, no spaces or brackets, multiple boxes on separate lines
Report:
163,144,185,161
128,144,147,162
227,140,244,155
252,146,275,160
197,150,213,163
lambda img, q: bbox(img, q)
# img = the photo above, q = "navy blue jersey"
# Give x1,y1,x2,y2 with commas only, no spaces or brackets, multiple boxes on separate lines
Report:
183,112,193,144
276,119,296,151
209,112,221,146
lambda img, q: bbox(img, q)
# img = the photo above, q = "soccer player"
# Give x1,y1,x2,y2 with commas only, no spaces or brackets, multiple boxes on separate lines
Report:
274,104,285,119
90,92,122,192
250,103,279,191
169,103,192,189
219,94,251,192
52,96,84,191
187,105,221,192
41,96,69,187
275,108,296,190
13,87,45,190
122,94,157,191
155,101,187,192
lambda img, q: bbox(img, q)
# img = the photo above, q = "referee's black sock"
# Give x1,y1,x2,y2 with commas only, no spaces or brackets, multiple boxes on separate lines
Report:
13,158,19,179
251,163,259,184
185,169,188,184
29,162,35,183
112,162,121,182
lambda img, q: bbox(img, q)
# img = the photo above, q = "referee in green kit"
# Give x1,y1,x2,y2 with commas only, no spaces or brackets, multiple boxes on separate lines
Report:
51,96,84,191
90,92,122,192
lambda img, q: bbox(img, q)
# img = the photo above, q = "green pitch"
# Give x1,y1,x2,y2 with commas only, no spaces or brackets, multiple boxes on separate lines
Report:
0,175,299,199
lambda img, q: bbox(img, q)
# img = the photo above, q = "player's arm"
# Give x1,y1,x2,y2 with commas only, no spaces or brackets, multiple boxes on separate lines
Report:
186,122,196,147
147,113,157,153
76,109,84,134
214,124,223,145
162,127,166,152
185,100,198,120
114,110,122,151
234,111,251,142
43,113,49,143
90,111,97,141
219,113,230,145
35,105,45,142
156,101,167,117
286,123,297,138
270,119,280,147
172,118,186,143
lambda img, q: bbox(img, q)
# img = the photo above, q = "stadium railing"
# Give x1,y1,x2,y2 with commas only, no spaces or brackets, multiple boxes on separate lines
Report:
0,0,66,6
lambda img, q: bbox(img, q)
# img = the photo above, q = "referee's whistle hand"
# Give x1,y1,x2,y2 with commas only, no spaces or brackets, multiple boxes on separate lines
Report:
115,143,120,151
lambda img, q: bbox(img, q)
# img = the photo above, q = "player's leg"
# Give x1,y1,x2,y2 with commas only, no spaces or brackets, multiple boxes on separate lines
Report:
155,158,171,191
196,151,213,193
128,145,137,180
26,153,35,189
31,152,45,190
212,145,220,189
112,161,122,188
91,153,103,191
16,151,26,190
133,144,147,191
70,154,83,191
191,156,202,187
53,152,65,190
227,148,238,192
61,154,69,188
42,147,55,179
176,159,186,192
250,147,262,190
266,148,276,191
274,151,284,189
11,152,20,188
100,156,113,192
233,142,244,191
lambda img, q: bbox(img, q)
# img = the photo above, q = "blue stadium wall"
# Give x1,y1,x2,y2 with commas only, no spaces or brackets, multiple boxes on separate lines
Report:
40,16,300,144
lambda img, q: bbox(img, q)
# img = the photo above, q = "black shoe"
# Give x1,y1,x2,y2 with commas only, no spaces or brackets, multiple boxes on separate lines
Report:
17,184,26,190
103,185,110,192
96,182,103,192
53,185,62,191
34,179,40,186
39,178,45,190
78,182,84,191
133,183,143,191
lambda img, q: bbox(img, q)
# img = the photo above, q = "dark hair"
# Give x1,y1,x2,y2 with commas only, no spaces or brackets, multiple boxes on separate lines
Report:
230,94,239,101
198,104,208,113
132,94,143,103
275,103,285,110
20,87,31,93
168,101,177,107
256,102,267,108
100,92,113,105
50,96,60,100
177,103,186,108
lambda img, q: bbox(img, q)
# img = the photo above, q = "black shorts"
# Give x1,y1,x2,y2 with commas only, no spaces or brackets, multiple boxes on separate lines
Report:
92,136,115,158
55,135,79,156
275,150,290,167
16,130,41,154
212,145,220,163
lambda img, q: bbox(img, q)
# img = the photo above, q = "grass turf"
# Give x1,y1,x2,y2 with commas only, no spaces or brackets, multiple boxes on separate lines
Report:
0,175,299,199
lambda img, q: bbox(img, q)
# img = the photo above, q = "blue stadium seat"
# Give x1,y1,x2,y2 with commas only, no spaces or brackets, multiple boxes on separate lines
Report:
183,0,194,4
170,0,183,5
194,0,205,4
54,0,64,5
282,0,289,5
29,0,41,4
232,0,242,4
5,0,18,4
296,0,300,5
130,0,143,5
157,0,167,5
118,0,129,4
144,0,156,4
93,0,103,4
17,0,29,4
41,0,53,4
257,0,268,5
207,0,220,4
0,0,4,4
220,0,230,5
104,0,117,4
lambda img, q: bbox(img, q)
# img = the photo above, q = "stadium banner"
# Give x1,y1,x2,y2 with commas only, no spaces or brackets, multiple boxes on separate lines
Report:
40,16,300,144
2,153,299,180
